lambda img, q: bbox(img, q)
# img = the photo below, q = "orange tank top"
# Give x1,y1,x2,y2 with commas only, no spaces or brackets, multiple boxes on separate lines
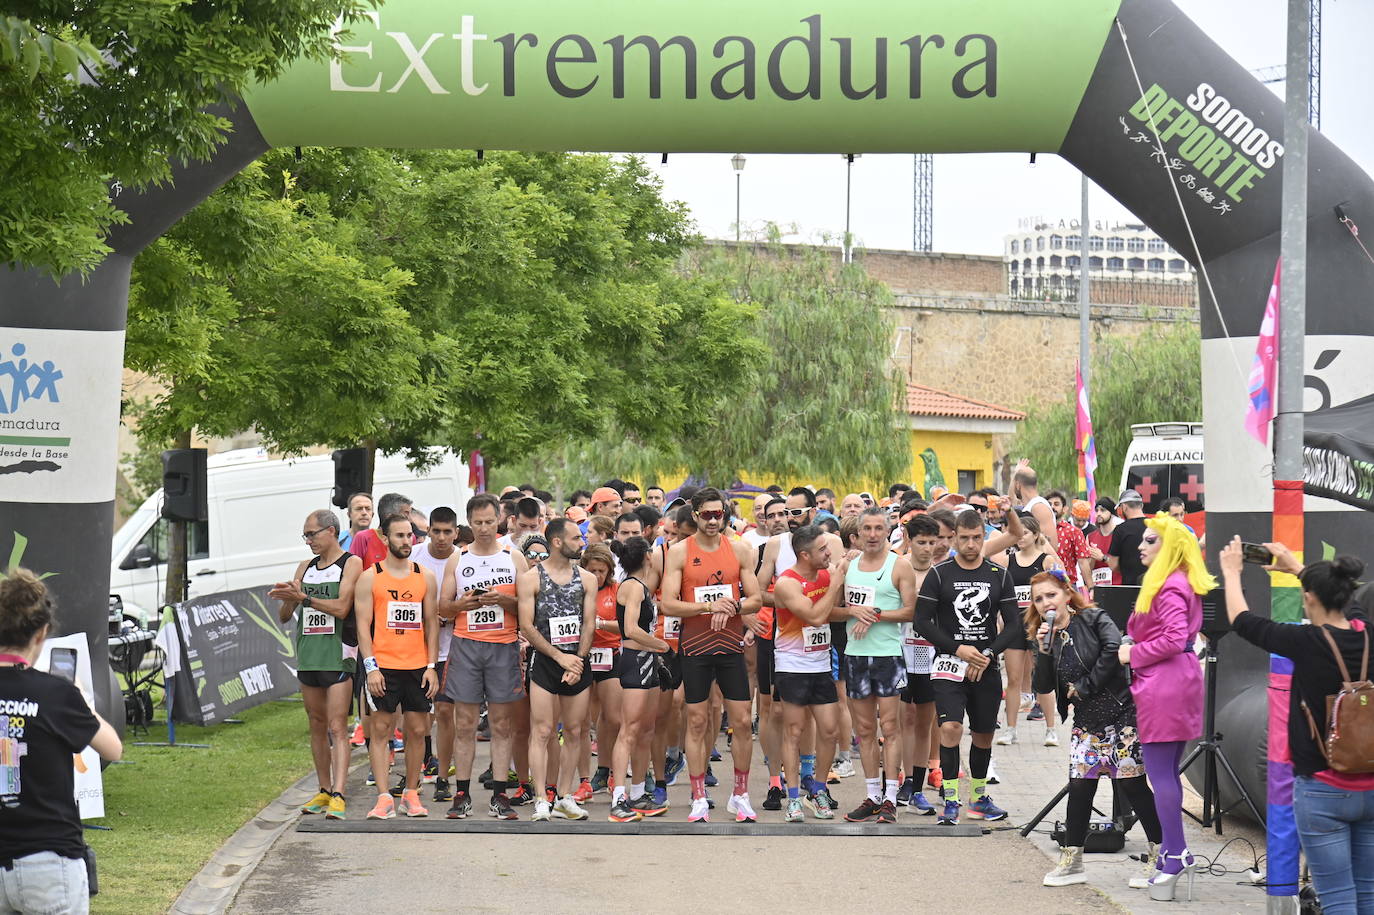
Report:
678,535,743,657
452,546,519,643
371,562,429,670
592,584,621,650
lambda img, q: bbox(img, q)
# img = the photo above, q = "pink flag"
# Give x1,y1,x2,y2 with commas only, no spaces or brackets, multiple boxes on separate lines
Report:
1245,261,1281,445
1075,361,1098,507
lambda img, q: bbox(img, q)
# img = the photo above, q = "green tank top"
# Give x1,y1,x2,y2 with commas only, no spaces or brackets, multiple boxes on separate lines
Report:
295,553,356,672
844,551,903,657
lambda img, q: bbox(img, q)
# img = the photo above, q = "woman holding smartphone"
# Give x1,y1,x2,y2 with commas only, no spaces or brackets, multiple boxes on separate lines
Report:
0,569,123,915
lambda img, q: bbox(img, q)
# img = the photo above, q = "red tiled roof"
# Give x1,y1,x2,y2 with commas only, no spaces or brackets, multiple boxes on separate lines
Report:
905,383,1026,421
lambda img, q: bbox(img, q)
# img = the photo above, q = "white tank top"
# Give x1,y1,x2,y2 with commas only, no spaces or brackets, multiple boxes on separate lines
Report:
413,542,454,661
772,532,796,584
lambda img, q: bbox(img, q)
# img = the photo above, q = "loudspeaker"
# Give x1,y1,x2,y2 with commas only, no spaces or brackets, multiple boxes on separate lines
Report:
161,448,208,521
332,448,371,509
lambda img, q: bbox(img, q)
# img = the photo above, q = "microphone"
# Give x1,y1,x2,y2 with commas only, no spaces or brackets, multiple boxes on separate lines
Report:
1120,635,1134,686
1042,610,1056,653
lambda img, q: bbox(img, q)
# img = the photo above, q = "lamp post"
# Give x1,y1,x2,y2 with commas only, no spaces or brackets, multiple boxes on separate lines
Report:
731,153,746,243
843,153,860,263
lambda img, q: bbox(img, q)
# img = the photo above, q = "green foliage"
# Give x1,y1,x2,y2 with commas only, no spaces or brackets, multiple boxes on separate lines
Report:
0,2,369,276
1012,320,1201,495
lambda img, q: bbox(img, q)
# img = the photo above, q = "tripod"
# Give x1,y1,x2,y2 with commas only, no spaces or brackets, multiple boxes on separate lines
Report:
1178,631,1264,833
1018,774,1134,838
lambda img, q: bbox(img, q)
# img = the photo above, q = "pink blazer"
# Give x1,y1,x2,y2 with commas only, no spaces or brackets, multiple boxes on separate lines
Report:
1126,570,1204,743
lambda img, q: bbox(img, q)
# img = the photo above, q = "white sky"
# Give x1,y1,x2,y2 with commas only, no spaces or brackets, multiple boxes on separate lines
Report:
641,0,1374,256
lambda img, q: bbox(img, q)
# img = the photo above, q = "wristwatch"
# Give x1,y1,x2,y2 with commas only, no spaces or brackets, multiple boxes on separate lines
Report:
301,595,313,609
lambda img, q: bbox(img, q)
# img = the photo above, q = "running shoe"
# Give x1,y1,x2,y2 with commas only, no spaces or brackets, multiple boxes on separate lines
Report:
845,798,881,823
390,729,404,752
422,756,440,784
301,790,331,815
630,794,669,817
509,783,535,806
608,798,642,822
968,794,1008,821
479,764,494,789
432,777,452,804
896,778,914,807
705,766,718,788
398,789,428,817
590,768,609,795
1027,705,1045,721
827,768,842,785
350,723,365,746
834,758,856,778
763,786,784,811
937,799,960,826
726,793,757,823
784,798,805,823
909,792,936,816
1020,691,1034,711
572,779,594,804
1044,729,1060,748
364,771,376,788
553,795,588,820
489,793,518,820
688,797,711,823
822,788,839,810
388,776,406,799
325,794,346,820
652,784,668,806
366,794,396,820
710,746,722,762
808,791,836,820
995,728,1018,746
876,800,897,824
706,791,715,810
926,767,943,791
531,799,552,822
987,761,1001,786
664,753,685,787
445,791,473,819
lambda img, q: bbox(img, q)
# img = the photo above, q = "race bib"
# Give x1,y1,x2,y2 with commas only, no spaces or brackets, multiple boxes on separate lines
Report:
694,584,731,606
466,605,504,632
931,653,969,682
663,616,681,639
803,625,831,653
303,609,335,636
589,647,614,672
387,600,422,630
551,615,581,646
1015,585,1031,610
903,633,935,674
1092,566,1112,586
845,584,876,608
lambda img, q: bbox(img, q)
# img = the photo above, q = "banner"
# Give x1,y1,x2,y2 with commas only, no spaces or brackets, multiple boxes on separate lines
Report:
165,586,299,726
1303,392,1374,512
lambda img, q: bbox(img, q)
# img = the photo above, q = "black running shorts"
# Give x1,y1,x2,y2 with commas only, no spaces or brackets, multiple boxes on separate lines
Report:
681,651,751,704
933,668,1002,733
618,648,660,690
773,670,838,707
367,668,432,715
527,651,592,697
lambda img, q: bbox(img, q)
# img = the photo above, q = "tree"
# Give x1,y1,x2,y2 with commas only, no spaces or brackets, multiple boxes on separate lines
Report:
1011,319,1201,496
0,1,367,277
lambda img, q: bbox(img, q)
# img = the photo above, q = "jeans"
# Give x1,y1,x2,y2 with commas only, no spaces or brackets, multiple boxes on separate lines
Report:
1293,775,1374,915
0,851,89,915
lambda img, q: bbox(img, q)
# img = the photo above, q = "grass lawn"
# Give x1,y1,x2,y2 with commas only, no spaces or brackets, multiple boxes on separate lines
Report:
86,699,315,915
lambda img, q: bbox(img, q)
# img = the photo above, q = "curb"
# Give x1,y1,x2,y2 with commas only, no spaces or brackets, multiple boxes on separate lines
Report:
168,759,365,915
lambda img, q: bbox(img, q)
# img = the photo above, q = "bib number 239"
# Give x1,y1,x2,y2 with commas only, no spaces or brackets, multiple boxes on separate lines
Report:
552,616,581,646
387,600,422,630
467,606,504,632
931,654,969,682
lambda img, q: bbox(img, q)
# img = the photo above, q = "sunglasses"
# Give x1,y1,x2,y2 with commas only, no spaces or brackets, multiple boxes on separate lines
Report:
782,508,808,518
696,510,726,521
625,497,642,504
970,504,988,513
526,549,550,561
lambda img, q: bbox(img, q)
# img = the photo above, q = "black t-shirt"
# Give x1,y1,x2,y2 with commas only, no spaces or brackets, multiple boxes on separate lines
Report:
1108,517,1148,586
0,666,99,861
1232,612,1374,778
915,557,1020,657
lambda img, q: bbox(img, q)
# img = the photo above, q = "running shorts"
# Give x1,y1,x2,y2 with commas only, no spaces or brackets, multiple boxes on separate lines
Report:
298,669,352,690
773,670,838,707
432,660,450,703
900,672,935,705
527,651,592,697
367,668,431,714
755,636,775,695
843,654,908,700
618,648,659,690
681,652,750,704
441,637,524,705
933,668,1002,733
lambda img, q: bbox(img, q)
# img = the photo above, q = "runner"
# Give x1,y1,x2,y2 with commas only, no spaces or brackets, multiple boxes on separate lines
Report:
650,506,693,806
915,509,1020,825
588,487,623,521
839,493,865,518
753,497,788,810
1010,468,1059,553
518,518,598,823
607,537,671,822
338,492,373,551
772,525,847,822
411,507,459,799
660,487,764,824
270,510,363,820
1086,497,1120,587
998,516,1063,749
437,493,529,820
896,514,941,814
354,513,440,820
645,486,666,510
582,543,622,801
841,507,917,824
622,481,642,506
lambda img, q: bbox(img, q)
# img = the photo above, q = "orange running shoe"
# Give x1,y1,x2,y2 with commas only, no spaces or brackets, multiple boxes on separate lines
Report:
572,779,594,804
926,767,943,791
367,794,396,820
398,789,428,817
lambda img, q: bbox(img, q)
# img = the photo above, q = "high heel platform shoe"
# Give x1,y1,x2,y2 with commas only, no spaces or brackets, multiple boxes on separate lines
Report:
1148,849,1197,902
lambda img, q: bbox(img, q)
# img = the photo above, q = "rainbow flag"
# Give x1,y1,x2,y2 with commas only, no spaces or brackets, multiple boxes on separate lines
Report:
1075,360,1098,506
1245,261,1281,445
1267,478,1303,900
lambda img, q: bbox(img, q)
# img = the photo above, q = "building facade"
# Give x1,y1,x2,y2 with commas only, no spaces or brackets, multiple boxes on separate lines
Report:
1005,220,1195,307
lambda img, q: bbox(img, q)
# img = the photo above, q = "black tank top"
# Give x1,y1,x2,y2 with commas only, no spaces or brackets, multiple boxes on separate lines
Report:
615,576,656,646
1005,550,1049,587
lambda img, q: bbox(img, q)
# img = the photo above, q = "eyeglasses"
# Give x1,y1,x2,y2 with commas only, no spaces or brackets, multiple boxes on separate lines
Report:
526,550,550,561
302,528,328,542
782,508,808,518
412,531,427,543
970,504,988,513
696,510,726,521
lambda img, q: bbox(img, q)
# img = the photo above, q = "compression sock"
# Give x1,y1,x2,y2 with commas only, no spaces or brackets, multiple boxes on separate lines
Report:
788,784,800,800
667,746,680,764
491,780,508,800
456,779,470,796
939,745,961,802
655,778,667,790
910,768,926,792
690,773,706,800
734,768,749,796
865,778,882,803
799,754,816,780
596,765,609,779
968,745,992,799
424,735,433,759
885,779,900,804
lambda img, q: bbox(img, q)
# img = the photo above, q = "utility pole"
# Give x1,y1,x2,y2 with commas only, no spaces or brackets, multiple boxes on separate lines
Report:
1078,175,1091,392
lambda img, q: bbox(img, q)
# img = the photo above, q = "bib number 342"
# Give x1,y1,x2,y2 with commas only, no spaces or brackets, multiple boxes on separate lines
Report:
551,616,581,646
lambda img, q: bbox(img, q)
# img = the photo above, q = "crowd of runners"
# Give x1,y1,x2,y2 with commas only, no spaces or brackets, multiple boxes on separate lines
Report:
271,472,1154,832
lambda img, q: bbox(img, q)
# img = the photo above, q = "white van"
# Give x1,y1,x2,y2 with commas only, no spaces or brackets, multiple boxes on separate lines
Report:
1119,422,1205,536
110,448,471,623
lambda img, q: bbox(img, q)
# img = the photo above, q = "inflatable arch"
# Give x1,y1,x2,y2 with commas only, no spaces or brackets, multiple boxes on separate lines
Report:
2,0,1373,876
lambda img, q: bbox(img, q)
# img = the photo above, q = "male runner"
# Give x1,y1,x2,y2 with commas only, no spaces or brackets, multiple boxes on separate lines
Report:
841,507,917,824
660,487,763,823
645,486,666,510
622,481,642,506
339,492,373,550
772,525,847,822
1010,467,1059,553
753,496,788,810
896,514,941,814
438,493,529,819
650,505,694,805
412,507,459,798
915,509,1020,825
271,509,363,820
354,513,440,820
518,518,598,823
350,493,412,566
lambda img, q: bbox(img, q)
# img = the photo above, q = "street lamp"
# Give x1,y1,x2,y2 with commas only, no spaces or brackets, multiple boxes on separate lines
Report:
843,153,861,263
731,153,746,243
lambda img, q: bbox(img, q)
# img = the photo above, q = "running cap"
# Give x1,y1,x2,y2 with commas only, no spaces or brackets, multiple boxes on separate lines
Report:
565,506,588,522
1118,489,1144,504
590,486,622,506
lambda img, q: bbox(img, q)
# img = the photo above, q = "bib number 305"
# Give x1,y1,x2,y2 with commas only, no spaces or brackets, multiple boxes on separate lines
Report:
387,600,422,630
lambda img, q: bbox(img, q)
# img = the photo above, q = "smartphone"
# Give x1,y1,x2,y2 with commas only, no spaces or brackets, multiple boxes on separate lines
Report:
48,647,77,683
1241,542,1274,565
470,587,489,596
